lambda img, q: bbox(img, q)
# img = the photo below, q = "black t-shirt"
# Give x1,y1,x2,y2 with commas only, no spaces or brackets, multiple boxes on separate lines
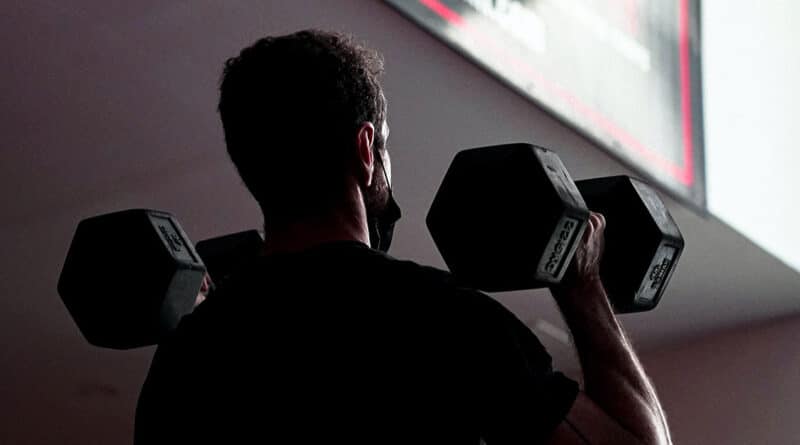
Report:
135,241,578,444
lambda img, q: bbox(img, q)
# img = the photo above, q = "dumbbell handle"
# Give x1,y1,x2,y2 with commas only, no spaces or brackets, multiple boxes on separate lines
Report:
183,229,265,308
195,230,264,288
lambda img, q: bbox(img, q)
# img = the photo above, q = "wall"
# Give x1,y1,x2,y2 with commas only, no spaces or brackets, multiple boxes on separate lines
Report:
703,0,800,272
643,315,800,445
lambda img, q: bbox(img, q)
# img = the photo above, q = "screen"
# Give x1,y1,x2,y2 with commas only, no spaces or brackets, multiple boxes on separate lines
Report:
386,0,705,209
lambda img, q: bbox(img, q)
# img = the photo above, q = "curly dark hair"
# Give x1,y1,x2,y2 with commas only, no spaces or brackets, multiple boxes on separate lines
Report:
218,29,387,223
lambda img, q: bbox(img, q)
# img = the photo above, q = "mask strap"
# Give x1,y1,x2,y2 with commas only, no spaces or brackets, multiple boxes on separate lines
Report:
369,149,394,251
374,149,393,196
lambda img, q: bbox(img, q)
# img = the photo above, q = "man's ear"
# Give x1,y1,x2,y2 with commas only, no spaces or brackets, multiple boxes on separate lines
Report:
355,122,376,187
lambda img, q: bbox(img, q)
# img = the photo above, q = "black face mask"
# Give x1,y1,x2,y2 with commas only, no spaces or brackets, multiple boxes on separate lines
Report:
367,153,402,253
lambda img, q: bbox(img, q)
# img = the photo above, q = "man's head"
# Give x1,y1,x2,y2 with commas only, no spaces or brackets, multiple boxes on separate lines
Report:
218,30,390,230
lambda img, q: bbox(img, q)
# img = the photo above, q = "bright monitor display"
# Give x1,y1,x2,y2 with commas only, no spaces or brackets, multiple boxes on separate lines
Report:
386,0,705,209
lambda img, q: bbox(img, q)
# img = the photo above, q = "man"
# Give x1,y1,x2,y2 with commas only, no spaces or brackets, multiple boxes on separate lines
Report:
135,30,671,444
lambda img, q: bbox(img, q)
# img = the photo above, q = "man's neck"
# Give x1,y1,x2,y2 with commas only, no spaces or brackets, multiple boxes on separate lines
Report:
261,207,370,255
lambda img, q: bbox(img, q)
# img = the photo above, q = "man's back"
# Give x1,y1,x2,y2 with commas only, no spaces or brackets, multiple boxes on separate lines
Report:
135,241,578,444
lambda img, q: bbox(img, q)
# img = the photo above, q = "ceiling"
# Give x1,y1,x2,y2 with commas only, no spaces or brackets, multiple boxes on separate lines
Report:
2,0,799,443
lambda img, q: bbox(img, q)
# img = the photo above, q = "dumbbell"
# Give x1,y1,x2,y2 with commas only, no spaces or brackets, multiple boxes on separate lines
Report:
57,209,263,349
426,143,684,313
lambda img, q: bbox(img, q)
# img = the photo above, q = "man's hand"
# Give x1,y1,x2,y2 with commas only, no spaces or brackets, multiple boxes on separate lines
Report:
554,211,606,297
194,274,213,308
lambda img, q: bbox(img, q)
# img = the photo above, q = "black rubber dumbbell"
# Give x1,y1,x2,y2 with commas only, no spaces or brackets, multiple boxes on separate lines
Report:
57,209,263,349
426,143,684,313
575,176,683,312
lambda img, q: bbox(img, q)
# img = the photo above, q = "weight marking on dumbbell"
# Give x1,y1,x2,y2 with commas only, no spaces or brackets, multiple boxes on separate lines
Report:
636,244,677,304
538,216,581,280
545,220,573,272
149,214,197,263
159,226,184,253
648,257,671,289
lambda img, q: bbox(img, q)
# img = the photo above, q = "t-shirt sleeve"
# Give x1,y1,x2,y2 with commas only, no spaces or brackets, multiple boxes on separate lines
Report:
467,292,580,444
134,309,206,444
135,338,182,444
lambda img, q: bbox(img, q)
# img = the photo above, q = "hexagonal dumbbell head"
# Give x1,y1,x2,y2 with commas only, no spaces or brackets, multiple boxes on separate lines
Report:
427,143,590,292
576,176,684,313
58,209,206,349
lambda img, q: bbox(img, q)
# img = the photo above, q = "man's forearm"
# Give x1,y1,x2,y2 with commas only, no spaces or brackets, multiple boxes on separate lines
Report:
553,280,671,444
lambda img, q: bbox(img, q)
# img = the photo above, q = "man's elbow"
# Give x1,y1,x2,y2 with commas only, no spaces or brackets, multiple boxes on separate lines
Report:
546,392,671,445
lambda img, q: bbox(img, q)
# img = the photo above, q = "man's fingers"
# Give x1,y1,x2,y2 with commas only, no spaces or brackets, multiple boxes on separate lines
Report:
589,211,606,232
195,274,213,308
581,212,606,244
595,212,606,228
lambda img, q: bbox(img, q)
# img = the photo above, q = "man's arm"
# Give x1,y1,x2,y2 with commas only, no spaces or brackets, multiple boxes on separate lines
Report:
548,212,671,445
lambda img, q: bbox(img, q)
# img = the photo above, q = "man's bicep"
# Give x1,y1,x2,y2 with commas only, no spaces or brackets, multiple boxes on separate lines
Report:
546,391,643,445
467,293,580,443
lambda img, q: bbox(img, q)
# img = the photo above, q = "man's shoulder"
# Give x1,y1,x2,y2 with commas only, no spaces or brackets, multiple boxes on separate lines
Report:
377,253,454,286
372,250,478,296
194,243,517,328
375,252,517,317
